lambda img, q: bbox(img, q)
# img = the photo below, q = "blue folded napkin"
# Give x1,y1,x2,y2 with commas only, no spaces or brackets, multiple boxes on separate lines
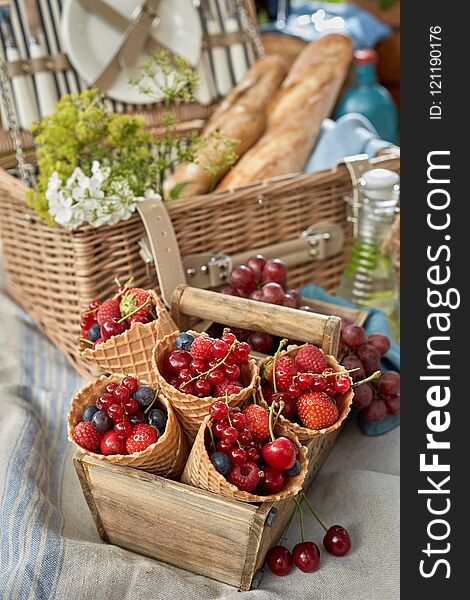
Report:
260,1,392,50
300,283,400,435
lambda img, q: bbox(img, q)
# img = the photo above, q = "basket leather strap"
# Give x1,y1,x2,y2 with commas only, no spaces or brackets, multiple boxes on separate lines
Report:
136,198,187,307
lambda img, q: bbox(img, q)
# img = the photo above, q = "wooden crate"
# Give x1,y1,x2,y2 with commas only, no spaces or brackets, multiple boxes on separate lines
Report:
73,430,340,591
72,287,366,590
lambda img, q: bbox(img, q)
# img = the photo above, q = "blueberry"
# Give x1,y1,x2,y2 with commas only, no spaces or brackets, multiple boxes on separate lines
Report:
148,408,167,434
82,405,98,422
210,452,232,477
130,411,146,425
133,385,155,407
285,460,301,477
175,332,195,351
88,323,101,342
92,410,113,432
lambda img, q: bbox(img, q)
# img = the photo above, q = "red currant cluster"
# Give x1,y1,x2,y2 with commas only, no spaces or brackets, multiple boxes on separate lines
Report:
163,331,251,397
221,255,311,354
261,343,359,431
79,279,156,348
72,376,166,456
339,320,400,422
208,400,302,495
267,492,352,577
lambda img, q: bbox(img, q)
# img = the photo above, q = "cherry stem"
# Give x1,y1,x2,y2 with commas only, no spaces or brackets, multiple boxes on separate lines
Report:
294,495,305,543
352,370,382,387
144,388,160,415
78,337,94,346
252,390,258,405
301,491,328,532
272,400,285,429
207,421,216,451
282,501,299,541
113,276,134,300
117,296,151,323
181,340,238,389
272,338,288,394
268,400,277,442
224,394,233,427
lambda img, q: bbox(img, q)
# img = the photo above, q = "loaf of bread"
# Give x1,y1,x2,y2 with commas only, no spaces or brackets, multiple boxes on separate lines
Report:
217,34,353,190
164,55,288,199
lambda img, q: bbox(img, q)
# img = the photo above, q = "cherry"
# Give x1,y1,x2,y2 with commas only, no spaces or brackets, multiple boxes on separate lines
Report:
129,314,150,325
114,420,132,438
261,465,286,494
223,426,238,444
267,392,297,420
262,259,287,285
231,412,247,431
210,401,229,421
164,350,192,375
130,411,145,425
262,437,296,471
122,376,139,392
224,364,241,381
80,312,97,333
286,382,302,398
266,545,293,576
101,318,127,339
100,430,126,455
246,254,267,281
292,542,320,572
229,446,247,465
113,385,130,403
323,525,352,557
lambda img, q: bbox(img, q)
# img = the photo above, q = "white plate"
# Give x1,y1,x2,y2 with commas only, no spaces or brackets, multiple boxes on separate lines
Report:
61,0,202,104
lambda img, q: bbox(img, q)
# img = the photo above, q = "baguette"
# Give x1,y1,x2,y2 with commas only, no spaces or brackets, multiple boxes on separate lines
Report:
164,55,288,199
218,34,353,190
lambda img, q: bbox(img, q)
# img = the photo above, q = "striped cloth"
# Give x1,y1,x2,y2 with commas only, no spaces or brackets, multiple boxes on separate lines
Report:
0,258,399,600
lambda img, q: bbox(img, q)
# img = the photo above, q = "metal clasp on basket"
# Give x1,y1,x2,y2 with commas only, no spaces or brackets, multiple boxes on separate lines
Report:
184,253,233,288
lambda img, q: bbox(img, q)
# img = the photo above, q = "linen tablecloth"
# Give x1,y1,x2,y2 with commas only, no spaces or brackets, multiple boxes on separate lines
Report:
0,262,399,600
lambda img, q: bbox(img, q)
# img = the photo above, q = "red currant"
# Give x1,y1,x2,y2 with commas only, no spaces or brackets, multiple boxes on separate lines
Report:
246,445,262,464
266,545,293,576
231,412,247,431
179,382,194,394
124,398,139,414
224,352,237,366
80,313,97,331
229,447,247,465
224,364,241,381
122,376,139,393
297,372,314,391
234,342,250,365
210,401,229,420
99,393,114,409
207,357,219,369
223,426,238,444
334,374,351,393
113,385,130,403
88,299,102,311
238,428,253,445
190,358,207,374
213,421,227,438
221,332,237,345
107,403,124,422
286,383,302,398
178,369,193,384
105,382,117,394
212,339,229,358
208,368,225,385
194,378,212,397
312,376,327,392
114,420,132,438
217,440,232,454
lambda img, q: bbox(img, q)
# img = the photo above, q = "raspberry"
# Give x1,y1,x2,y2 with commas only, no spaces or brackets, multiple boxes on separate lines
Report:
190,336,214,361
126,424,159,454
227,461,262,492
73,421,103,451
96,299,121,326
294,345,328,374
243,404,270,442
297,392,339,430
214,380,243,397
265,356,299,391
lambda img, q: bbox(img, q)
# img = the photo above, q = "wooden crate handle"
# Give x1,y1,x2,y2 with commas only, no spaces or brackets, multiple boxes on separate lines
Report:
171,285,341,356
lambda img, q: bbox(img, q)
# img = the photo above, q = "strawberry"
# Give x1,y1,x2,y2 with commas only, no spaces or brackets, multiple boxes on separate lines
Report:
73,421,103,451
294,344,328,374
119,288,152,320
243,404,270,442
126,423,159,454
264,355,298,391
97,298,121,326
190,336,214,361
297,392,339,430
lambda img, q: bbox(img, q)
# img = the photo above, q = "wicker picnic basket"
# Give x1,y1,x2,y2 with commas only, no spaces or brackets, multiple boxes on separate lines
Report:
67,374,189,477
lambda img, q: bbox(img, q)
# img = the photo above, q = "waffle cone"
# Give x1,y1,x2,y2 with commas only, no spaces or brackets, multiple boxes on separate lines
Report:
259,346,354,441
181,415,308,503
80,291,177,381
152,331,259,443
67,374,189,477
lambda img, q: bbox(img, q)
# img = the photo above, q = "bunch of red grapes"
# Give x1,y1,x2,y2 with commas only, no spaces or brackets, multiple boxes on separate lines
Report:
340,320,400,422
222,255,310,354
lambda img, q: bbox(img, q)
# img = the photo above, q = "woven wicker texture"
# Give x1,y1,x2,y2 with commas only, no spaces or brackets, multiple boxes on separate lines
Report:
67,374,189,477
180,414,308,503
80,291,177,380
258,346,354,440
0,155,399,380
152,331,258,443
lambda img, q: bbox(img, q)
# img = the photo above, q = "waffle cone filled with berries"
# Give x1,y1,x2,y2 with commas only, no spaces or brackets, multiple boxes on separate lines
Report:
181,415,308,503
80,290,177,381
152,331,258,443
259,344,354,441
67,374,189,477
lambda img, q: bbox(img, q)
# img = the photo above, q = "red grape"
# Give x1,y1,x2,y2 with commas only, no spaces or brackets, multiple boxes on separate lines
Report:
362,399,386,422
221,286,240,297
367,333,391,356
357,344,381,376
230,265,256,293
262,259,287,285
247,331,274,353
385,394,400,415
282,294,297,308
284,289,302,308
351,383,373,410
261,282,285,305
249,289,264,302
341,355,365,382
299,305,314,312
342,324,367,349
246,255,267,281
377,371,400,396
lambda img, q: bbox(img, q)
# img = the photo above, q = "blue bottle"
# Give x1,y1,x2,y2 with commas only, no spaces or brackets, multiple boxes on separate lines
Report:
335,48,398,143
